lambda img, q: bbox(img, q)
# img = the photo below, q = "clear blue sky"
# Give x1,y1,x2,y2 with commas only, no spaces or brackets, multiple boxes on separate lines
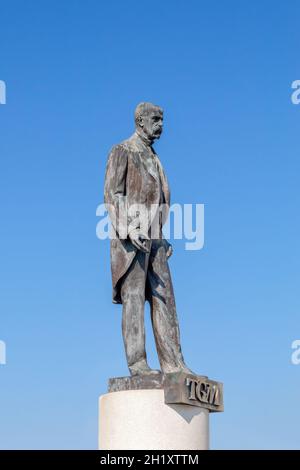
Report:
0,0,299,449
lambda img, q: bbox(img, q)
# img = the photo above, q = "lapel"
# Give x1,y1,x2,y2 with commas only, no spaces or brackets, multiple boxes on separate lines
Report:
131,133,159,183
129,133,170,206
139,147,160,183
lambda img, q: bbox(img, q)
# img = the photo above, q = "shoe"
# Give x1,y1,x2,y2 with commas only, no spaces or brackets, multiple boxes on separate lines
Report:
129,360,161,376
163,364,205,377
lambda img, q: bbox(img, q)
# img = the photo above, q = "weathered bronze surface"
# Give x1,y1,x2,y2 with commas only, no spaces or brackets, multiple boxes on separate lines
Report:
104,102,194,377
108,374,164,392
108,372,224,413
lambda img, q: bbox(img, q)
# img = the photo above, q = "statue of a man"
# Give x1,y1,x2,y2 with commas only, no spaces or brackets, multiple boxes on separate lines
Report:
104,102,193,376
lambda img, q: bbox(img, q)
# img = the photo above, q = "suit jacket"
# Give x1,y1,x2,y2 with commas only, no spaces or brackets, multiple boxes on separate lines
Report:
104,131,171,303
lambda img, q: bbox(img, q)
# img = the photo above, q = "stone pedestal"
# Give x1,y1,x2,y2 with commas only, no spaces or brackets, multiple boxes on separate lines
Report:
99,389,209,450
98,372,223,450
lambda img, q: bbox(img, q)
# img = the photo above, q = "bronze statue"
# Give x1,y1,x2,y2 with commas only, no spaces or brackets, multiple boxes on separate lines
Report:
104,102,193,376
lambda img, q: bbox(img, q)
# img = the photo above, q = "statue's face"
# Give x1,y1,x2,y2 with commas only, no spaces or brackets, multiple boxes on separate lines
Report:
140,109,163,141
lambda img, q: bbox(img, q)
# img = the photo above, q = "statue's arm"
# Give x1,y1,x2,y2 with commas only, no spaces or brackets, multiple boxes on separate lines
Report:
104,144,128,239
104,144,150,252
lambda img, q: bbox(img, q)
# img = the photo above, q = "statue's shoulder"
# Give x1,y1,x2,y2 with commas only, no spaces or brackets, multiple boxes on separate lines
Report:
119,133,138,152
108,134,139,162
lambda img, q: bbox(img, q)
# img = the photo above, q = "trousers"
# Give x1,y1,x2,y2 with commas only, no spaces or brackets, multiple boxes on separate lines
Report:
120,239,187,373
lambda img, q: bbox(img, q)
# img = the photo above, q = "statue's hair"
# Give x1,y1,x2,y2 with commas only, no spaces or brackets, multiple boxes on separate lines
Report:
134,102,163,125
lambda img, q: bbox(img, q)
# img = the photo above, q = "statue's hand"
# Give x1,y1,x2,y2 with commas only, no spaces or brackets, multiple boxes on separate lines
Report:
166,242,173,259
129,229,150,253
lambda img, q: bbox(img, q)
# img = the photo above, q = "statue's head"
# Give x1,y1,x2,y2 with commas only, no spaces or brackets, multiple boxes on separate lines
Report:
134,102,163,142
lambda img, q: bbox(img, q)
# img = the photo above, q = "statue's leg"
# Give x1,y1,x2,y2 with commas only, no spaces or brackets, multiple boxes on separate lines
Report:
120,249,160,375
146,240,193,374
